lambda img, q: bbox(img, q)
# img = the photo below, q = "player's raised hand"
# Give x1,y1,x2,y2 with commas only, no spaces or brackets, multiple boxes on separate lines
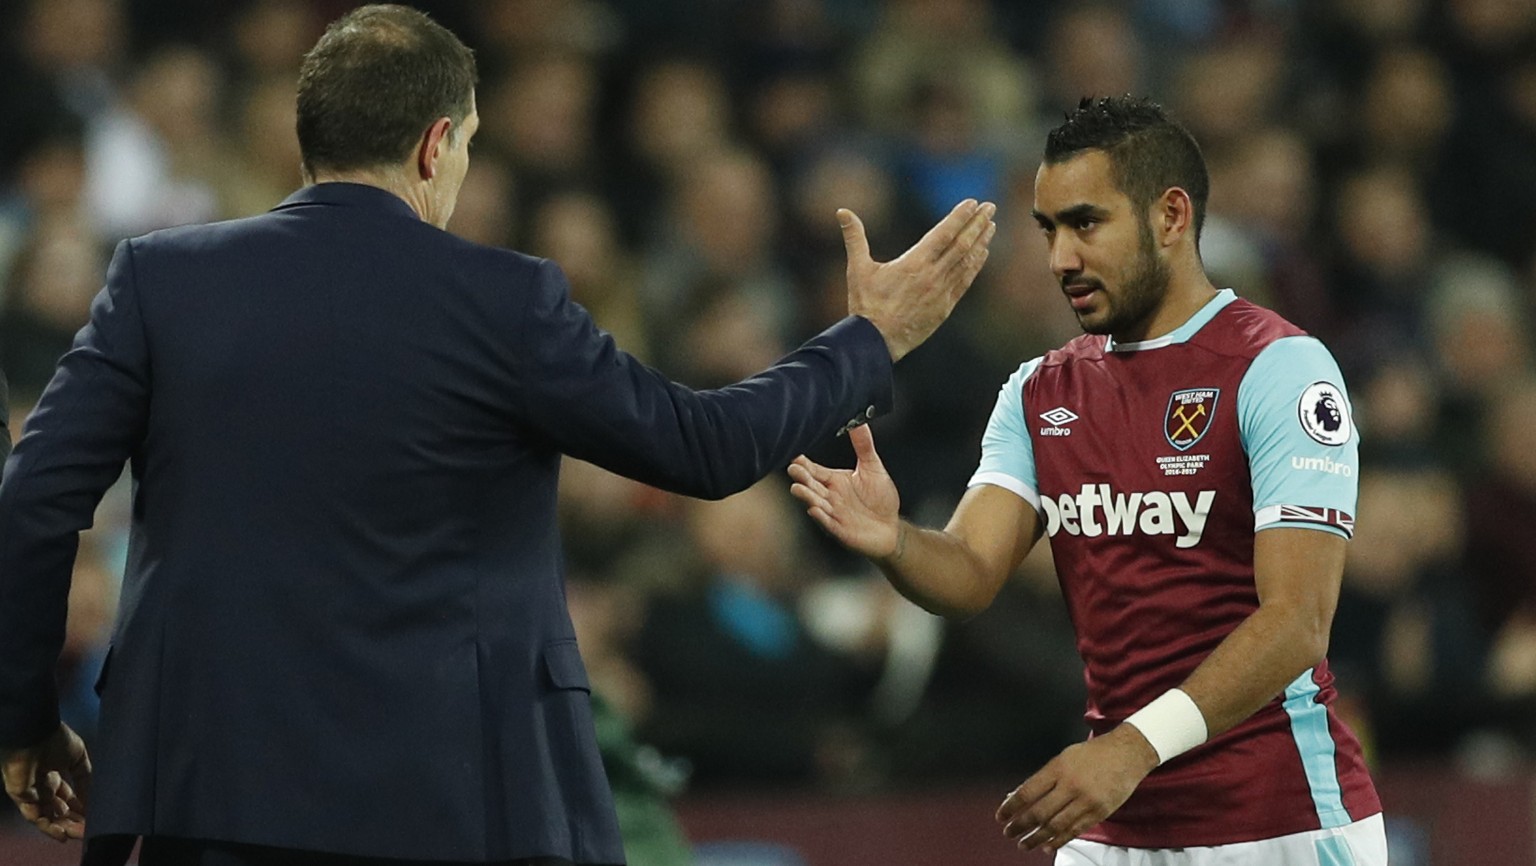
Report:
995,725,1158,856
788,424,901,559
843,199,997,362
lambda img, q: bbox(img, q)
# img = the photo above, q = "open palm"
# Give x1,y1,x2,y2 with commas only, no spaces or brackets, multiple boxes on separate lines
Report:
787,424,901,558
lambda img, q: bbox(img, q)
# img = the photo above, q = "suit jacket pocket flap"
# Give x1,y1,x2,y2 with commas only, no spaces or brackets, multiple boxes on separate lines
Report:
542,640,591,692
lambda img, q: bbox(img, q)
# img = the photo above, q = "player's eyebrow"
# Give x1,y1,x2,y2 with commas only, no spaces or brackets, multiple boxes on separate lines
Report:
1033,203,1110,229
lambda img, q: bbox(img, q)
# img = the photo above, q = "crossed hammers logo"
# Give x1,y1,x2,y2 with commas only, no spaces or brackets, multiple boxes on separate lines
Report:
1171,402,1207,440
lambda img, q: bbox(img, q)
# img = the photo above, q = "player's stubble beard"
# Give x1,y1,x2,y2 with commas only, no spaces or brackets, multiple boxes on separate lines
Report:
1072,216,1171,338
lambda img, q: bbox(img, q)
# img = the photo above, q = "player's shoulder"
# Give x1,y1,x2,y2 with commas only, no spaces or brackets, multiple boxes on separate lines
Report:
1195,296,1308,359
1038,332,1106,369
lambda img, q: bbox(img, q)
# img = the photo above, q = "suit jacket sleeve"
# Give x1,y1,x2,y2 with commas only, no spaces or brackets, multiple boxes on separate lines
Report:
511,259,893,499
0,240,150,749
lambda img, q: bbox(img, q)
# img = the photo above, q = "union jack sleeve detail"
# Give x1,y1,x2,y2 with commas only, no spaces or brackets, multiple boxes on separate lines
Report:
1255,504,1355,537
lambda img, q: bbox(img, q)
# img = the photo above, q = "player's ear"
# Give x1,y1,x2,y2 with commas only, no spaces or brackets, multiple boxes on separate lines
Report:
1155,187,1194,248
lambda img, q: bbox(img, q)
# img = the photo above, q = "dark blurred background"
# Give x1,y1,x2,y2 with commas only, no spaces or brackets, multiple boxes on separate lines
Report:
2,0,1534,864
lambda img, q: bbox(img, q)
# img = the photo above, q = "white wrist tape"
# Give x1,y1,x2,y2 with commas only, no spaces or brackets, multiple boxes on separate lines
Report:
1124,688,1208,766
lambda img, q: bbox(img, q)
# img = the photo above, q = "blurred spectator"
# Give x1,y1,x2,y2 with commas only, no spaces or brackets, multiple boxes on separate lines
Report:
1353,354,1443,467
1174,35,1286,157
530,191,651,360
1326,165,1442,364
1435,0,1536,266
474,0,621,64
1359,47,1453,170
15,0,126,122
227,0,322,85
480,53,601,209
852,0,1036,140
1040,4,1145,116
881,543,1085,783
217,74,303,218
1426,254,1531,469
1206,128,1335,332
609,59,735,242
450,152,519,249
1334,467,1491,758
0,220,107,398
87,44,226,237
641,149,796,384
635,482,879,790
0,114,90,300
1464,379,1536,723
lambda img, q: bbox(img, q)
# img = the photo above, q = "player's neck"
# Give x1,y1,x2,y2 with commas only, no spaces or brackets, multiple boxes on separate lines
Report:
1115,271,1220,345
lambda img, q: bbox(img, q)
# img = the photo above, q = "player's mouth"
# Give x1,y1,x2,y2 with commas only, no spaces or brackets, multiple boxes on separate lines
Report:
1063,280,1102,311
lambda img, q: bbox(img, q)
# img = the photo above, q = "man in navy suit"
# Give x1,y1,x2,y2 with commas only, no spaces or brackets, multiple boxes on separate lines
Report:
0,5,995,865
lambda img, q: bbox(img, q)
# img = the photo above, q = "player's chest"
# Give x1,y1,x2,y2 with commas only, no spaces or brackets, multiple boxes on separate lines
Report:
1024,357,1248,488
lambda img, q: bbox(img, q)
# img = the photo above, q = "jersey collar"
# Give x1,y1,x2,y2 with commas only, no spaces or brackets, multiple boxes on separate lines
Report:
1105,289,1238,352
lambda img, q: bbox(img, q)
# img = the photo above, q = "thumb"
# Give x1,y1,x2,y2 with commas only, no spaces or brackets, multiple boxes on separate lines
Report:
849,423,882,468
838,208,871,266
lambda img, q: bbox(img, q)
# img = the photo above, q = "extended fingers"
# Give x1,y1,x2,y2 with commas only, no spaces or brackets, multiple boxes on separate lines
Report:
789,455,840,487
946,219,997,290
911,199,980,262
1039,807,1099,855
1002,784,1071,842
935,202,996,273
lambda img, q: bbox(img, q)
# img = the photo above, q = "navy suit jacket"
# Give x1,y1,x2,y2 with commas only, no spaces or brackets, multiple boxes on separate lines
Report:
0,183,892,863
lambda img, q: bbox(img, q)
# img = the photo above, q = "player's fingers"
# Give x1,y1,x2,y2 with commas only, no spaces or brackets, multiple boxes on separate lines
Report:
806,506,844,536
789,482,832,515
1039,805,1098,855
787,460,834,497
909,199,978,262
1004,784,1073,842
1021,799,1088,851
787,459,813,485
999,764,1058,824
798,457,843,487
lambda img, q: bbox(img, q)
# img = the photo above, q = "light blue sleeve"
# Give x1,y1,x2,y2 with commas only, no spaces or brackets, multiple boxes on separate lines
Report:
968,358,1043,510
1238,336,1359,538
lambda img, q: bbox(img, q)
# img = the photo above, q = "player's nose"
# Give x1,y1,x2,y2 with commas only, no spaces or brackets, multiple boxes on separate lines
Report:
1049,235,1083,278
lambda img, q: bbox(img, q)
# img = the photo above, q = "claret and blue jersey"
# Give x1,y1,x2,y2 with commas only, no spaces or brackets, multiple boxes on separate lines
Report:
970,289,1381,848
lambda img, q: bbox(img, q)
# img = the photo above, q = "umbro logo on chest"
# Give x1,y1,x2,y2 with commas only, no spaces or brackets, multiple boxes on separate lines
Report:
1038,406,1077,436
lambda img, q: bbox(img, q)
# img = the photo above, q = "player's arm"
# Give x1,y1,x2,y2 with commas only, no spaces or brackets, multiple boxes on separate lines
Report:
1178,527,1344,733
789,424,1040,619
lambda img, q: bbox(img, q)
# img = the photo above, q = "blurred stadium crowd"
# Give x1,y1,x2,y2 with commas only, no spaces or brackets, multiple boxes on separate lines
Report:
2,0,1535,806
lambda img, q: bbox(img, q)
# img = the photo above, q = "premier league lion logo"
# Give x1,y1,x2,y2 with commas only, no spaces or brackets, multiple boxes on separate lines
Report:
1298,382,1351,446
1313,394,1342,433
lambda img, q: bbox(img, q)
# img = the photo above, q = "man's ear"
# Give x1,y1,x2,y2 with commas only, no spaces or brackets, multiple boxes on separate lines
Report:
416,116,454,181
1155,187,1195,249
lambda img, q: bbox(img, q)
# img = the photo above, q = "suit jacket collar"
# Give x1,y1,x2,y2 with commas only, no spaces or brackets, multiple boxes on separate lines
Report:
273,182,422,222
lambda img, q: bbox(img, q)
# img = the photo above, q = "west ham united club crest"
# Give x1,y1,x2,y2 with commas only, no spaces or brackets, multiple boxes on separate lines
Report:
1164,388,1220,451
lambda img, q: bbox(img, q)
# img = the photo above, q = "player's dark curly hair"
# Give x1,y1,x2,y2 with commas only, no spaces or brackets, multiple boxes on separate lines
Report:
296,4,477,178
1045,96,1209,243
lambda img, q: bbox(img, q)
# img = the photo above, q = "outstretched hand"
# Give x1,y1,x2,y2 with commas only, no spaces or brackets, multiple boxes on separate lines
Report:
842,199,997,362
2,723,91,842
788,424,902,559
